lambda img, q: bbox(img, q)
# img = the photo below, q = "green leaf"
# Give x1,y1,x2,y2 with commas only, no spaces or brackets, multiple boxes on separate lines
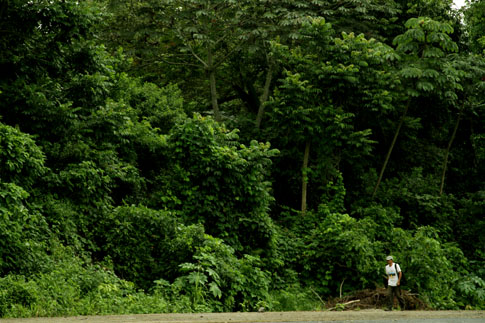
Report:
416,81,434,92
209,282,222,299
400,67,423,78
188,272,208,286
422,47,444,58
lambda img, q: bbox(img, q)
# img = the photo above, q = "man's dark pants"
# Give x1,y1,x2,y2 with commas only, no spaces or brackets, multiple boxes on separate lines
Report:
387,285,405,310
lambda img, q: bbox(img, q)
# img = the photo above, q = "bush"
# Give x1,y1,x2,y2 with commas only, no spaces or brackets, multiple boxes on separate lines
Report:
172,235,272,312
0,123,51,275
159,114,278,254
269,285,323,311
0,182,51,276
102,205,206,290
303,210,382,296
456,270,485,310
0,122,46,188
392,227,467,309
0,244,172,318
102,205,272,312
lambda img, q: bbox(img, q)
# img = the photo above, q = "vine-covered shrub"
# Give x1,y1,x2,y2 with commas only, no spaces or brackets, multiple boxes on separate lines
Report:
302,210,382,296
0,244,170,318
0,123,50,275
102,205,206,290
172,235,272,312
102,205,272,312
158,114,278,254
392,227,468,309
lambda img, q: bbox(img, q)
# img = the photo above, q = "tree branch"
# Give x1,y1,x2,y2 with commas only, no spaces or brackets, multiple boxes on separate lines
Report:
440,102,465,195
176,29,209,68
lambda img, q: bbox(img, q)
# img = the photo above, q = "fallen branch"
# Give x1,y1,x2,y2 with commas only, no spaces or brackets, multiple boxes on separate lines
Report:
339,278,346,298
328,299,360,311
309,287,326,307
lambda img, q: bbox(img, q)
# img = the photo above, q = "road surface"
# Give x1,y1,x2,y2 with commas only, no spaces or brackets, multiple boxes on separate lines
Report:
1,310,484,323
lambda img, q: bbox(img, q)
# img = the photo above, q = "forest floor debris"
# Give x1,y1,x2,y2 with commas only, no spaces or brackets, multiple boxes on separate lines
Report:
325,287,429,310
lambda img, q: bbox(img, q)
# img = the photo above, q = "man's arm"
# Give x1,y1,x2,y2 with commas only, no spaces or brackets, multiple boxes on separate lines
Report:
397,271,402,286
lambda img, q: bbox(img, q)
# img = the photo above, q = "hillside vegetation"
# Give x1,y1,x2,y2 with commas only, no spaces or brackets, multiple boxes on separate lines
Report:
0,0,484,317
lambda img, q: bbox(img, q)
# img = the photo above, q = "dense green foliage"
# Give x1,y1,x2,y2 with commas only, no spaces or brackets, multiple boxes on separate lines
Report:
0,0,484,317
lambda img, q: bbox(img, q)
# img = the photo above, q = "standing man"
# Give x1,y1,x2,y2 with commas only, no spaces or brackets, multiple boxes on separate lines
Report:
385,256,405,311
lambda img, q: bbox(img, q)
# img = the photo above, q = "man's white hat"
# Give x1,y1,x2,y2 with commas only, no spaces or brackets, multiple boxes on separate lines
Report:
386,256,393,260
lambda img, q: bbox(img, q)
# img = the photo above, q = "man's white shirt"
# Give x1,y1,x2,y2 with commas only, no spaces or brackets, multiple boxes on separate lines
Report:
386,263,401,287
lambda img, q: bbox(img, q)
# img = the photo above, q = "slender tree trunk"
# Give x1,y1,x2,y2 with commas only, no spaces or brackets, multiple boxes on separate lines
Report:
207,47,221,122
255,63,273,129
440,105,463,195
301,140,311,216
372,99,411,198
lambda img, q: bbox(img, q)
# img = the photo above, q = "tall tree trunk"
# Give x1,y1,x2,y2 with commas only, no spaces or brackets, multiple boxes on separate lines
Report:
372,99,411,198
440,105,464,195
255,63,273,129
301,140,311,216
208,47,221,122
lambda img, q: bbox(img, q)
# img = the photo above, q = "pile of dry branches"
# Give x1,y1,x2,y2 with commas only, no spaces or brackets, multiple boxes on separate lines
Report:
325,288,429,311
